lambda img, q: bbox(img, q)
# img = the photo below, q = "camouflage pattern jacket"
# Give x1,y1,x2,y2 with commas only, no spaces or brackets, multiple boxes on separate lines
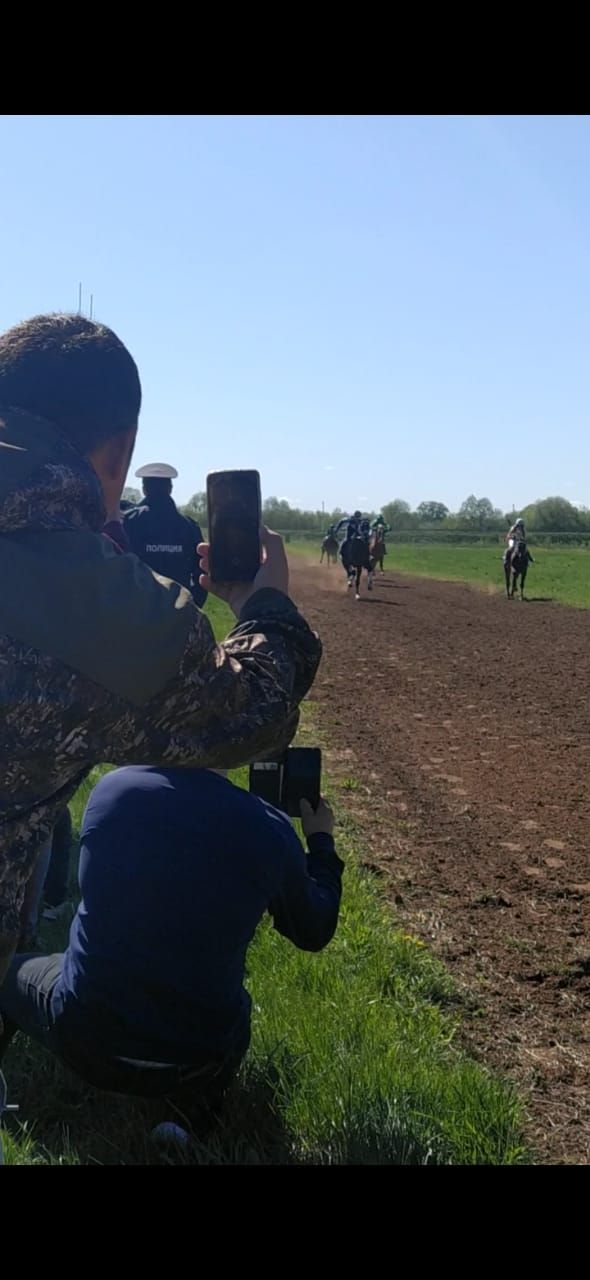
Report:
0,408,322,937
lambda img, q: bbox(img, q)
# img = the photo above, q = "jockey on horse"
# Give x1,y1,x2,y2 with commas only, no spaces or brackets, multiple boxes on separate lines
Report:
503,517,526,568
503,517,534,598
369,514,390,572
320,523,339,564
334,510,370,542
336,511,374,594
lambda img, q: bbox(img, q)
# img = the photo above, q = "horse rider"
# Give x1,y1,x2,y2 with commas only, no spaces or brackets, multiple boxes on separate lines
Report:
334,510,370,542
370,514,391,535
503,516,527,567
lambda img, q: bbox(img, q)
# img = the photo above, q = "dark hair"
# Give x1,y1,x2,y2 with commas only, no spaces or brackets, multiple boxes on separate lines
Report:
143,477,173,498
0,313,141,454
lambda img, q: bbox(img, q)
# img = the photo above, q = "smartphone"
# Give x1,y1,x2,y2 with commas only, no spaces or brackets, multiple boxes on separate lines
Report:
206,470,262,583
249,748,322,818
282,748,322,818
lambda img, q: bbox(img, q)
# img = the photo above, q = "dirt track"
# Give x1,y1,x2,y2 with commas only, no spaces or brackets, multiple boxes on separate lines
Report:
290,555,590,1165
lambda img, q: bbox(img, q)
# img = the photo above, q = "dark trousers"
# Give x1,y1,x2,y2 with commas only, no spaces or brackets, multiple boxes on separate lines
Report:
19,808,74,944
0,953,247,1124
44,808,73,907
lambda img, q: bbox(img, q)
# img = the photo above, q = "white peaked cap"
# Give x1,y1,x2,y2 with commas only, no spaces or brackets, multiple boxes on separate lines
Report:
135,462,179,479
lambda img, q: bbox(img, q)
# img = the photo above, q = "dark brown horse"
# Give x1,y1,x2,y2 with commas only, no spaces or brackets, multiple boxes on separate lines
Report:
504,540,534,600
320,532,339,565
369,527,387,573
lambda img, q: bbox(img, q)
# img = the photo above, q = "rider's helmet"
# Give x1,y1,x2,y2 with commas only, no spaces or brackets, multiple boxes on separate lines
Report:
515,518,524,530
353,510,362,519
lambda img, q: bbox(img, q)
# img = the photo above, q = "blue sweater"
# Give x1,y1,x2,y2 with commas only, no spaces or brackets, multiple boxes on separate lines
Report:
52,767,343,1064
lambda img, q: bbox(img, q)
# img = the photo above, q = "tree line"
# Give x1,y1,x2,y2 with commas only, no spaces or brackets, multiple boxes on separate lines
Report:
178,491,590,534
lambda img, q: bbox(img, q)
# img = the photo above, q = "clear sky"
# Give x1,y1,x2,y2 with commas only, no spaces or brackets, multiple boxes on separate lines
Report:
1,114,589,513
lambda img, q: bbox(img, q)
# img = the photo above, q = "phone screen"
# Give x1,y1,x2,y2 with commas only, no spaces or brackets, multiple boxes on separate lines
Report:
207,470,261,582
283,748,322,817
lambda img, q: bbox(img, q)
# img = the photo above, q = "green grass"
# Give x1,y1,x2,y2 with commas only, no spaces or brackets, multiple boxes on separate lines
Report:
291,537,590,610
1,595,526,1165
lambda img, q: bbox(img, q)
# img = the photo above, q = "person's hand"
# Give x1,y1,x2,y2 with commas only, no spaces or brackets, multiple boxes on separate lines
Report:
198,528,289,618
300,796,334,838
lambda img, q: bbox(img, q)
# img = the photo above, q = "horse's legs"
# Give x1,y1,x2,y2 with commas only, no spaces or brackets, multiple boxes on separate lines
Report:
355,565,361,599
520,567,527,601
504,563,511,598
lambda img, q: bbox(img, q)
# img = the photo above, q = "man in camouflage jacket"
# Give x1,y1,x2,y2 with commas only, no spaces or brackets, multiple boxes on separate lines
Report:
0,315,321,987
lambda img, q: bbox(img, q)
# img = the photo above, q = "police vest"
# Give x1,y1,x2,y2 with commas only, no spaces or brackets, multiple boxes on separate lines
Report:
123,497,202,596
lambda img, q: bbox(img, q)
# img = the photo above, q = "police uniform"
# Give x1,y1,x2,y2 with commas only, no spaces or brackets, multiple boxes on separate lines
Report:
124,463,207,608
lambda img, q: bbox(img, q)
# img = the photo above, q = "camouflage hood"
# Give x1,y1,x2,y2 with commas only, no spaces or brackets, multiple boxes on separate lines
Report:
0,406,196,706
0,407,106,535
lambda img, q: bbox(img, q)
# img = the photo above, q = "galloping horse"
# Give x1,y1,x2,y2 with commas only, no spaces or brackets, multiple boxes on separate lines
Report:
504,539,534,600
347,535,375,600
320,532,339,565
369,527,387,573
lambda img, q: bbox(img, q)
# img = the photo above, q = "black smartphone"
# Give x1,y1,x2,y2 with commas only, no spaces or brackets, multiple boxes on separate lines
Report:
206,470,262,583
282,748,322,818
249,748,322,818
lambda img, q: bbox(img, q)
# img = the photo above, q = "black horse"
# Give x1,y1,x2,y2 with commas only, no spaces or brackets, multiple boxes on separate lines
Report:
504,540,534,600
345,535,374,599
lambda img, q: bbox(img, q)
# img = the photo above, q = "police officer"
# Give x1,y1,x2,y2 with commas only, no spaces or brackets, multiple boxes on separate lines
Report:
124,463,207,608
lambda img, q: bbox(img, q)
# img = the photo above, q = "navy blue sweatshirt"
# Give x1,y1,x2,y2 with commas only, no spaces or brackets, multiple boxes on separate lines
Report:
52,767,343,1064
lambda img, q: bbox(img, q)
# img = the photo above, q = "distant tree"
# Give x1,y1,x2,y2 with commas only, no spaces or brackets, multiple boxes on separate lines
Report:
458,495,503,530
382,499,414,530
416,500,449,524
521,496,583,532
181,490,207,525
122,486,141,505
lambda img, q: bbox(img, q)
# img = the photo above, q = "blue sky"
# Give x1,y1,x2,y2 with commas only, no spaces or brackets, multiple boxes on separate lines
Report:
1,114,589,513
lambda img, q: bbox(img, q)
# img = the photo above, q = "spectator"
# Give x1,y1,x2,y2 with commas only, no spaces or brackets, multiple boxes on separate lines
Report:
0,767,342,1128
17,494,128,950
124,463,205,607
0,314,321,991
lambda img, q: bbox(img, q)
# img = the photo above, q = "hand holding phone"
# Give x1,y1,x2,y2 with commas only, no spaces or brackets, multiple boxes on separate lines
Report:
198,527,289,617
300,797,335,838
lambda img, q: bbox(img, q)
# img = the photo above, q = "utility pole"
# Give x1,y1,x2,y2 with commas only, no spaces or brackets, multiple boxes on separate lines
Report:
76,284,95,318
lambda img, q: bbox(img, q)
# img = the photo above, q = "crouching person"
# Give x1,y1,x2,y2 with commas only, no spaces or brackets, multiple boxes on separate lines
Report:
0,766,343,1131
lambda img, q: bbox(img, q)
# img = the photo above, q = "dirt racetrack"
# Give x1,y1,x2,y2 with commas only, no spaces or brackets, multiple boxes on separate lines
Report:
290,555,590,1164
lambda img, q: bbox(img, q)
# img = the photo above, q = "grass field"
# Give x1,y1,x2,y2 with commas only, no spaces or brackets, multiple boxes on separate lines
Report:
294,539,590,609
1,595,525,1165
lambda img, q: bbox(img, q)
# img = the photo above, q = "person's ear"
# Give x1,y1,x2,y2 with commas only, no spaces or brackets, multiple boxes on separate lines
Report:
88,427,137,519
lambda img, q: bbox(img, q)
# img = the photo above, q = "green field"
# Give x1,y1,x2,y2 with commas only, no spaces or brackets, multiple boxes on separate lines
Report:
296,539,590,609
1,596,525,1165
